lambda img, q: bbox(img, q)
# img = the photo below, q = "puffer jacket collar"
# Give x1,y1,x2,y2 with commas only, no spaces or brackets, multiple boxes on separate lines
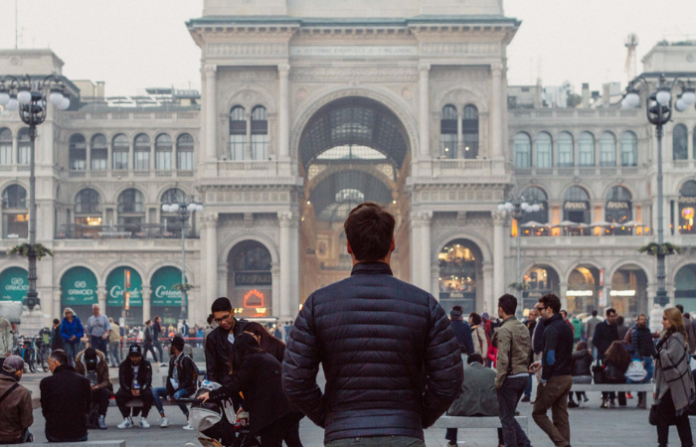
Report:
350,262,393,276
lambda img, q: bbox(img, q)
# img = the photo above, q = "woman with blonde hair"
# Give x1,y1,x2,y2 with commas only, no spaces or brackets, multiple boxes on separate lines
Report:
654,307,695,447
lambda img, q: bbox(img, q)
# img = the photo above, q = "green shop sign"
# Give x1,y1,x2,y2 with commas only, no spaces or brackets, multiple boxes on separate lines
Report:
150,266,187,307
0,267,28,302
106,267,143,307
61,266,98,306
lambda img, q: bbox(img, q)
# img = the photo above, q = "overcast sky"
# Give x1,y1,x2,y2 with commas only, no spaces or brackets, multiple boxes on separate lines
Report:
0,0,694,96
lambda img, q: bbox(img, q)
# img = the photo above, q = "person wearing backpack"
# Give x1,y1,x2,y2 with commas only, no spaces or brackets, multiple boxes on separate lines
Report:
469,312,489,358
626,314,656,409
151,335,197,430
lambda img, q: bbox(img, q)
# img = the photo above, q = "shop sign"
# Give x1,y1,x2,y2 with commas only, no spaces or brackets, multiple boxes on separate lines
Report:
106,267,143,307
606,201,631,210
0,267,28,302
235,272,272,286
564,201,587,210
150,266,187,307
61,267,98,306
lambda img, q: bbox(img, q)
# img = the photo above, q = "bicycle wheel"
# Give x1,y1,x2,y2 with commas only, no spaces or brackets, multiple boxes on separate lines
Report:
28,353,37,373
40,348,49,372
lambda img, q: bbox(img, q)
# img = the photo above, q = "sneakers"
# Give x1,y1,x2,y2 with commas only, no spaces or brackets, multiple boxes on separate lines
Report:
139,418,151,429
521,395,530,403
160,417,169,428
568,400,579,408
600,399,608,409
98,415,107,430
183,424,194,431
117,417,133,429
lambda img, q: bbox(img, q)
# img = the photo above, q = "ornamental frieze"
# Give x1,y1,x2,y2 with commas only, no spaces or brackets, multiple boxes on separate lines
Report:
289,67,419,83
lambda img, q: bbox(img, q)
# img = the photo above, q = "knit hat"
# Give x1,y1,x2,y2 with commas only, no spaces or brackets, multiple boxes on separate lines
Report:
128,344,142,357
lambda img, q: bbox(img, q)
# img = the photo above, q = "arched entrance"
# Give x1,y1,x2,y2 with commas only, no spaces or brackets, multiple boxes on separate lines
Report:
521,265,560,314
610,265,648,317
567,265,601,315
106,267,143,326
60,266,98,320
227,241,273,318
150,266,187,325
675,264,696,313
298,97,411,300
437,239,483,314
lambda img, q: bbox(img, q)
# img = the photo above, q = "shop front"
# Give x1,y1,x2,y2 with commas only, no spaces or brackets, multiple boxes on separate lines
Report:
106,267,143,326
60,266,98,320
150,266,186,326
522,266,560,314
0,267,28,302
227,241,273,319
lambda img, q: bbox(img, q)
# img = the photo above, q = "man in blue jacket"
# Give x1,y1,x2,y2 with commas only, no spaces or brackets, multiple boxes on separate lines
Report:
449,305,475,358
283,202,463,447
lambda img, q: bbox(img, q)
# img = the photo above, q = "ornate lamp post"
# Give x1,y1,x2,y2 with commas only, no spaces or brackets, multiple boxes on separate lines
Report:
162,196,203,321
0,75,70,310
622,74,696,306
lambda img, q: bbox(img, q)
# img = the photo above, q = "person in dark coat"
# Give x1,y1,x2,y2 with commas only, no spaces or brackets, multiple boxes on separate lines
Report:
200,334,302,447
242,322,286,363
593,307,619,407
627,314,656,408
522,307,539,402
449,305,475,357
40,349,91,443
49,319,64,351
115,344,154,429
151,335,197,429
568,341,592,408
205,297,248,386
74,348,111,430
283,203,463,446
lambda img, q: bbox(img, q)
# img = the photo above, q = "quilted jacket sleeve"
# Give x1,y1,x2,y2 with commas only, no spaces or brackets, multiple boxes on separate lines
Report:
422,295,464,428
282,295,326,428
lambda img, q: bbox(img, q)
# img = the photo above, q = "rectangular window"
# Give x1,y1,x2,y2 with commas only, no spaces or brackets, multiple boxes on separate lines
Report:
134,150,150,170
156,150,172,170
69,149,87,171
3,213,28,239
0,144,11,165
578,150,594,167
113,150,128,170
621,150,636,167
91,149,107,170
178,150,193,170
17,146,30,165
439,135,457,159
558,145,573,167
251,135,268,161
230,135,246,161
600,149,616,167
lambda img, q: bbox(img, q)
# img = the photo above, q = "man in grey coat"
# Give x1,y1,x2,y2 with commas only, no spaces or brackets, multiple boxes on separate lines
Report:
585,310,602,353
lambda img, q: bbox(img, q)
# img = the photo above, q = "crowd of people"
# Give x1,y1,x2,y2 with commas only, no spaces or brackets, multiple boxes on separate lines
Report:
0,202,695,447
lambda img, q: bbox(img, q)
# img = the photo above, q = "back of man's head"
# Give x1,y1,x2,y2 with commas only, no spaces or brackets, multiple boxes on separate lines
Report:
467,353,484,365
2,355,25,380
52,318,60,326
498,294,517,317
591,310,598,317
344,202,395,262
211,297,232,313
676,305,684,314
49,349,68,370
450,305,463,319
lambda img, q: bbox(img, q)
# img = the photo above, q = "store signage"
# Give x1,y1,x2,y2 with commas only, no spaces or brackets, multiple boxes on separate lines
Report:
610,290,636,297
235,272,272,287
566,290,593,297
607,201,630,210
244,289,265,308
0,267,28,302
564,202,587,210
106,267,143,307
61,267,98,306
150,266,186,307
679,196,696,204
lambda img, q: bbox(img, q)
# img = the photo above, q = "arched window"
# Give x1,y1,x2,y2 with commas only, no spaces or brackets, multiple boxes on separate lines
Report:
438,239,482,313
514,132,531,168
621,131,638,167
520,186,549,225
17,128,30,165
134,134,150,170
69,134,87,171
75,189,101,214
118,189,145,236
439,105,457,159
599,132,616,167
578,132,595,167
229,106,246,160
177,133,194,170
2,185,28,239
536,132,552,168
679,180,696,234
673,124,688,160
251,106,268,161
0,128,12,165
112,134,129,170
155,134,172,170
557,132,574,167
227,240,273,317
90,134,107,170
160,188,187,237
75,189,102,238
563,186,591,224
462,105,479,159
606,186,632,233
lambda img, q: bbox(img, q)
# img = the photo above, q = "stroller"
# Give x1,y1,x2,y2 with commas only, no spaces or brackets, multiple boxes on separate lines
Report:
185,381,260,447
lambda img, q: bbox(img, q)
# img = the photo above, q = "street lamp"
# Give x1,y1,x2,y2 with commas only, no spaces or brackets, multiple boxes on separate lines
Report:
498,197,540,301
162,196,203,321
621,74,696,307
0,75,70,310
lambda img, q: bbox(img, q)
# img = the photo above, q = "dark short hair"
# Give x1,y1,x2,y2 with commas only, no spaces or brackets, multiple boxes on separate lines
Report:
343,202,395,262
606,308,616,317
212,297,232,313
469,312,482,326
539,294,561,314
591,310,598,317
49,349,68,366
207,314,214,325
52,319,60,325
676,305,684,314
498,294,517,316
685,313,691,319
467,354,484,365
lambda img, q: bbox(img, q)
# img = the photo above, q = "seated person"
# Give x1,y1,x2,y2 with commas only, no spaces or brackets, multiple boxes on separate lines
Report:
75,347,111,430
0,356,34,444
602,340,632,407
152,335,197,430
116,344,154,429
446,354,504,447
40,350,91,443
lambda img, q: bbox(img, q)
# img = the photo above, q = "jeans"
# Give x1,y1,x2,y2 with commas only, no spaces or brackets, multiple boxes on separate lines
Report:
446,428,502,445
152,387,190,416
143,342,158,363
532,375,573,447
92,387,111,416
326,436,425,446
115,388,153,418
46,433,88,443
90,336,107,355
64,342,79,366
109,341,122,366
498,376,532,447
524,372,534,398
154,340,164,362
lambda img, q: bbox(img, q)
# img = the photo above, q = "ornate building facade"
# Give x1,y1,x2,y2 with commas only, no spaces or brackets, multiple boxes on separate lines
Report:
1,0,695,326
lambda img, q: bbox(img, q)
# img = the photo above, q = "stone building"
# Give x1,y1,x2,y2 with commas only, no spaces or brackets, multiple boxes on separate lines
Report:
1,0,695,327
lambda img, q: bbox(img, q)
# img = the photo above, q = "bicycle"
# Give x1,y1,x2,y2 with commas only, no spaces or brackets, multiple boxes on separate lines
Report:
34,336,50,372
14,336,37,373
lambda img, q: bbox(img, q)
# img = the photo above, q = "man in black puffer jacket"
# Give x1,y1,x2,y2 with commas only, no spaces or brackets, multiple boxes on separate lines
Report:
283,203,463,446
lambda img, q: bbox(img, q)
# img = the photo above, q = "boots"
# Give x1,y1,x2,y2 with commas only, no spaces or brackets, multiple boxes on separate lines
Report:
637,393,647,409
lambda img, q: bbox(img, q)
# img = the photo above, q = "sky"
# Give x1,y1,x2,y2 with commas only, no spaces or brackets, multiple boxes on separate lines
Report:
0,0,694,96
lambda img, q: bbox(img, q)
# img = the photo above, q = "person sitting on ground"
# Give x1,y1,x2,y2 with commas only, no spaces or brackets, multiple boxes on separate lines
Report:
151,335,197,430
40,349,91,443
602,340,632,407
445,354,504,447
75,347,111,430
116,344,154,429
0,356,34,444
568,341,592,408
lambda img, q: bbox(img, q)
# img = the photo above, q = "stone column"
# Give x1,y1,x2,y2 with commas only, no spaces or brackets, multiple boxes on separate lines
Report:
493,211,507,301
271,264,280,318
278,212,294,320
53,289,61,322
409,212,420,286
490,64,504,160
418,211,433,292
204,64,218,161
97,286,107,314
204,213,218,312
560,282,569,314
419,64,431,160
483,262,494,313
278,64,290,160
142,286,151,323
431,265,440,301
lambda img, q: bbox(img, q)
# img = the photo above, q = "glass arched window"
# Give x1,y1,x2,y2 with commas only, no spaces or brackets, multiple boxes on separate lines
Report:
520,187,549,225
606,186,632,234
134,134,150,170
438,240,481,314
75,189,101,214
563,186,591,224
440,105,457,159
228,240,273,317
112,134,129,170
679,181,696,234
177,133,194,170
155,134,172,170
673,124,688,160
557,132,574,167
578,132,595,167
0,128,12,165
251,106,268,161
536,132,552,168
2,185,28,239
69,134,87,171
118,189,145,236
160,188,187,237
17,128,30,165
621,131,638,167
229,106,246,160
462,105,479,159
599,132,616,167
514,132,532,168
90,134,107,170
75,189,102,238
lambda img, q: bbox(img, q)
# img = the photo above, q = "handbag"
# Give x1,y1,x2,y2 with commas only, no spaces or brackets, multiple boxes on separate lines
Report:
591,360,604,384
649,404,659,426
